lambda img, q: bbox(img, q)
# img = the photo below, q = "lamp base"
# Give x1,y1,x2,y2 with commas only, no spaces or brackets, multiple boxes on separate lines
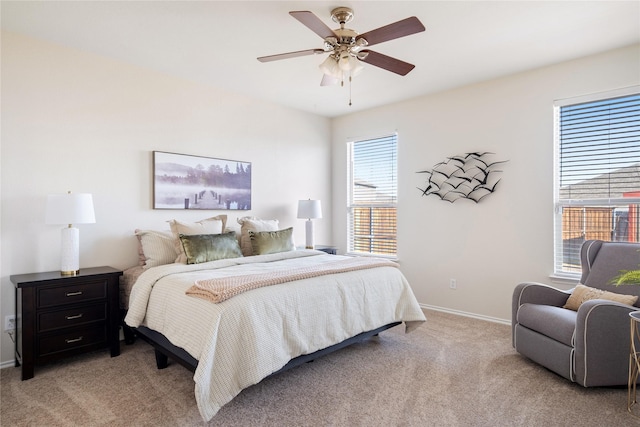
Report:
305,219,315,250
60,226,80,275
60,270,80,276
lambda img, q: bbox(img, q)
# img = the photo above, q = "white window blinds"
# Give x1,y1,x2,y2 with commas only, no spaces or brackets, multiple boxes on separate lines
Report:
554,90,640,276
347,134,397,257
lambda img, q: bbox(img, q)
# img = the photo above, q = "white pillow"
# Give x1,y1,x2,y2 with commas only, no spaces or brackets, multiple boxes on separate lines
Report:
169,216,225,263
237,216,279,256
135,229,177,268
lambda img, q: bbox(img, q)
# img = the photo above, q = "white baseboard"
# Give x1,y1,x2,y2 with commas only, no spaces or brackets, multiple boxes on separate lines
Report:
420,303,510,326
0,359,16,369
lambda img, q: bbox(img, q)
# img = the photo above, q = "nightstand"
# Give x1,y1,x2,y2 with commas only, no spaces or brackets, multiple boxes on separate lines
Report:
10,266,122,380
315,246,337,255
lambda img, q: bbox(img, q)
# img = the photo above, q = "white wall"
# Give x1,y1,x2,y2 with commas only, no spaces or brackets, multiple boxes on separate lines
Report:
0,32,332,364
331,44,640,322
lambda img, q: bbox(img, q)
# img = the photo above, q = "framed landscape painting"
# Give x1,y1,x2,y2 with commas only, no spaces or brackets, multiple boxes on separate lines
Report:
153,151,251,210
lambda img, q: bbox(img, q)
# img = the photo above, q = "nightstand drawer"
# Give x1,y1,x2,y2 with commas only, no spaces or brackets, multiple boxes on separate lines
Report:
38,325,106,357
38,303,107,333
38,280,107,308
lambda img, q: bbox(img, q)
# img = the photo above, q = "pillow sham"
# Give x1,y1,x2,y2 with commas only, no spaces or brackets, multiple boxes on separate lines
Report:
563,283,639,311
249,227,295,256
178,232,243,264
237,216,279,256
169,215,226,263
134,229,177,268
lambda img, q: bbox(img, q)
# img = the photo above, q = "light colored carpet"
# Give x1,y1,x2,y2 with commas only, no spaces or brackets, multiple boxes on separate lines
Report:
1,310,635,426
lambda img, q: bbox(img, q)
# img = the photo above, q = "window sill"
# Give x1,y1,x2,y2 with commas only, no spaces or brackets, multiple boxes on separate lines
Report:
345,252,398,262
549,273,580,287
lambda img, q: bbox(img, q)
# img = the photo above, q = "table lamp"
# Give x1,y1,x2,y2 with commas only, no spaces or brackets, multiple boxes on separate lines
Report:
297,199,322,249
45,191,96,275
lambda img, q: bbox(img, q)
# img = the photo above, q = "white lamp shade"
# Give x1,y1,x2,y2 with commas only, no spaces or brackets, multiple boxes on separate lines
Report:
338,52,351,71
297,199,322,219
46,193,96,225
319,55,341,79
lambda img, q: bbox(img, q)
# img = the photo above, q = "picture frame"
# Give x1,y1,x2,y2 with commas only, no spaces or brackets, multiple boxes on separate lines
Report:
153,151,251,210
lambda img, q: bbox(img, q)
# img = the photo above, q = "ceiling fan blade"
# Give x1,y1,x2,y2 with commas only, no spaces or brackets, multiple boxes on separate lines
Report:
356,16,425,47
359,50,415,76
258,49,325,63
290,11,337,39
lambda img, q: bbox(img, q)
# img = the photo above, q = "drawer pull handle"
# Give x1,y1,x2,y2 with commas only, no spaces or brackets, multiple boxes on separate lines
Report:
65,313,83,320
65,336,83,344
65,291,83,297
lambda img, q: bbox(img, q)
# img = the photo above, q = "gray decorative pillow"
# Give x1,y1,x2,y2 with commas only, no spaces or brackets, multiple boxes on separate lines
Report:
249,227,295,255
178,231,243,264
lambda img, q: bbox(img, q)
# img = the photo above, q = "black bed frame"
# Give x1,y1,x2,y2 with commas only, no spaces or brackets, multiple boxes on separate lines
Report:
132,322,401,375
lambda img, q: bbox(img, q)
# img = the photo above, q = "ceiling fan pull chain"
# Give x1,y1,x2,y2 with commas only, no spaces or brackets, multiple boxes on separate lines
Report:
349,75,353,106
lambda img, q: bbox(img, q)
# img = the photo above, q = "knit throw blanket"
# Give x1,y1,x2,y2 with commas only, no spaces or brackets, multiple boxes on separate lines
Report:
187,256,398,303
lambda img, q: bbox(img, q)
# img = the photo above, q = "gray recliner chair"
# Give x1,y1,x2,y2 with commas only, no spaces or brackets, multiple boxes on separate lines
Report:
512,240,640,386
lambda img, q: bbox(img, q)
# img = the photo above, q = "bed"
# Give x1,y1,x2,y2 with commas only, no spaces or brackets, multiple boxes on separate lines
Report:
121,216,426,421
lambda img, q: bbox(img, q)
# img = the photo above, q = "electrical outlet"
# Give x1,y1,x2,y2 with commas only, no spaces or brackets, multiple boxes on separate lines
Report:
449,279,457,290
4,315,16,332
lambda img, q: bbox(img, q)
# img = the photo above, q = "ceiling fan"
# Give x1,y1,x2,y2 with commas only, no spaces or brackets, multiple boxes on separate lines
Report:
257,7,425,87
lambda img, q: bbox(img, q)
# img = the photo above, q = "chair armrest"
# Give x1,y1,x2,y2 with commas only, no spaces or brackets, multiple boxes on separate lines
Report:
574,300,637,386
514,282,571,307
512,282,571,346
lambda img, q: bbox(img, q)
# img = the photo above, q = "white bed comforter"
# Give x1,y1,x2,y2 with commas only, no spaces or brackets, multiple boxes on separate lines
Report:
125,250,426,421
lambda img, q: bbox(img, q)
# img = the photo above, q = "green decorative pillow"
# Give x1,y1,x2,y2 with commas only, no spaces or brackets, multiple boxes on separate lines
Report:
563,284,638,311
169,215,226,263
178,231,243,264
237,217,279,256
249,227,295,256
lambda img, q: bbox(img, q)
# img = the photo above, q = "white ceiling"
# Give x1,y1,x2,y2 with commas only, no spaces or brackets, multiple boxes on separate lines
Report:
2,1,639,118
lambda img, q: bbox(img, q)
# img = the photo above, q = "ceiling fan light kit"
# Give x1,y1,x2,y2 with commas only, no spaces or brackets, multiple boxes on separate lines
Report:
319,51,363,83
257,6,425,104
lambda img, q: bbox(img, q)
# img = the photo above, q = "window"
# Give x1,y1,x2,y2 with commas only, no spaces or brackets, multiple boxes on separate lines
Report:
347,134,397,257
554,89,640,276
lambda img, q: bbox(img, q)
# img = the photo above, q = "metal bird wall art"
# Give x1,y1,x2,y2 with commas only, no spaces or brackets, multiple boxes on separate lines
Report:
417,152,508,203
